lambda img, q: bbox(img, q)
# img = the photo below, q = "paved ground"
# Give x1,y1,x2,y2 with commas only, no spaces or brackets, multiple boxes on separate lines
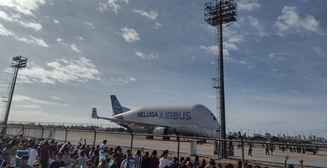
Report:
12,129,327,167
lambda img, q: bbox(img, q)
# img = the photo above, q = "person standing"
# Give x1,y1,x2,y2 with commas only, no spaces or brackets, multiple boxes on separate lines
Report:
108,154,120,168
159,151,169,168
270,144,274,156
134,150,143,168
19,155,32,168
49,153,65,168
40,141,50,168
2,144,10,167
265,144,270,155
141,152,149,168
192,156,199,168
248,143,252,156
76,151,88,168
149,151,159,168
120,154,135,168
11,141,23,165
28,145,39,166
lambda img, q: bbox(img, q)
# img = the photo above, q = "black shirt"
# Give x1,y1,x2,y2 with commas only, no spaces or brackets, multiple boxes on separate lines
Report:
49,161,65,168
141,157,149,168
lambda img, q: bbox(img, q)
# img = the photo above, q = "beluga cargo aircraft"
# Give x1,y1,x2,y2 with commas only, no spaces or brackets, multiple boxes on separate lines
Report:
92,95,220,138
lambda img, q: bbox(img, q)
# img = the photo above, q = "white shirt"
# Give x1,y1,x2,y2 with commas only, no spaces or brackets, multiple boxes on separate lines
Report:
28,149,38,166
159,158,170,168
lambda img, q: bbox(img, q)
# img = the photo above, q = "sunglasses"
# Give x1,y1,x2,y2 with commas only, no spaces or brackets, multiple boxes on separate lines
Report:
34,165,40,166
87,163,93,166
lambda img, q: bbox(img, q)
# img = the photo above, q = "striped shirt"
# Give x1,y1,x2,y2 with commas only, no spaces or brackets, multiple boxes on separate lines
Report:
134,155,143,168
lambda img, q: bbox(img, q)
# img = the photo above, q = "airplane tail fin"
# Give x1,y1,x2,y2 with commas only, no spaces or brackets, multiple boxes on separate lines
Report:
91,108,99,119
110,95,125,116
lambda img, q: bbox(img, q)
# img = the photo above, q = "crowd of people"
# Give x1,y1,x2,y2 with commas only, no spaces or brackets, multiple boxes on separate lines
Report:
0,136,305,168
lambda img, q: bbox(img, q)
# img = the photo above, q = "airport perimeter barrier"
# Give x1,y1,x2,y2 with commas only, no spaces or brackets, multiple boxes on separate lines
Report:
0,122,326,167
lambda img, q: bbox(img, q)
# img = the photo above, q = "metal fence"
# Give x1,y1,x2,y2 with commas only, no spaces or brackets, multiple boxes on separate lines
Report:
0,122,326,167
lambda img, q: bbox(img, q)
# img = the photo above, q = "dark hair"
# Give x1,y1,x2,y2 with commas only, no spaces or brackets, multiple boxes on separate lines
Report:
180,157,185,163
225,164,233,168
194,156,199,162
152,150,157,156
103,140,107,143
288,165,294,168
186,157,190,161
80,151,85,157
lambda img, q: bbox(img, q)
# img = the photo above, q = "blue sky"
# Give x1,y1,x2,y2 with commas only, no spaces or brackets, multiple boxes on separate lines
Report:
0,0,326,138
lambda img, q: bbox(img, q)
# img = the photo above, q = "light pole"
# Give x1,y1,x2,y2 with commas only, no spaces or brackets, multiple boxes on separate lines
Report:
2,56,28,134
204,0,237,158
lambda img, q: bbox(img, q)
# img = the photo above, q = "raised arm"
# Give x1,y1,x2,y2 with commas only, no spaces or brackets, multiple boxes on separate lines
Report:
284,155,288,168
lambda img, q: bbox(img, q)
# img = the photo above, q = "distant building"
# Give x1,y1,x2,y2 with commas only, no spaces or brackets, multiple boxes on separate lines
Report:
308,135,312,140
313,135,316,140
265,133,271,138
282,134,285,139
276,134,280,138
254,133,262,137
302,135,306,141
298,134,301,140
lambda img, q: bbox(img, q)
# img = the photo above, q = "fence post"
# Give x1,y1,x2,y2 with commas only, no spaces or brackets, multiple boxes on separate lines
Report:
63,125,68,143
20,123,25,138
174,128,180,164
90,125,98,147
238,131,246,164
39,124,44,138
127,128,134,152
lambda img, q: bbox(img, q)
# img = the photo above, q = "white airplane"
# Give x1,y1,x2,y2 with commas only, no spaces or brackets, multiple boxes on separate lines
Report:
92,95,220,138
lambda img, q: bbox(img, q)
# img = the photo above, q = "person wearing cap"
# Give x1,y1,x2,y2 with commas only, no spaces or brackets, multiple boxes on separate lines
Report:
159,151,169,168
49,153,65,168
32,160,41,168
19,155,32,168
109,154,120,168
85,159,93,168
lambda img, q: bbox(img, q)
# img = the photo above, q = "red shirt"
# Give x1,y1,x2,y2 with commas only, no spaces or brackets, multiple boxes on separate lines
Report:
149,156,159,168
40,145,50,161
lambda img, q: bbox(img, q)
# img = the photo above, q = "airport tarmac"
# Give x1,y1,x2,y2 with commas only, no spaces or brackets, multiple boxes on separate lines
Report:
12,129,327,167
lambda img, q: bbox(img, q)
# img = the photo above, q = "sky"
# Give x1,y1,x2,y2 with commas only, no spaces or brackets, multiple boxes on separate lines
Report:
0,0,326,139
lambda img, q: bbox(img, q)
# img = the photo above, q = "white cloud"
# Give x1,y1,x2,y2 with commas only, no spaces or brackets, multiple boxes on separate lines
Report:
238,0,260,11
198,45,217,55
53,19,60,24
248,16,267,36
13,57,101,84
0,0,46,16
98,0,128,14
312,47,323,56
0,23,48,47
120,27,140,42
57,38,81,53
129,77,136,81
85,22,95,29
133,9,158,20
0,10,42,31
76,36,85,40
135,51,158,59
70,44,81,53
13,94,57,105
50,96,61,100
153,22,162,29
274,6,321,36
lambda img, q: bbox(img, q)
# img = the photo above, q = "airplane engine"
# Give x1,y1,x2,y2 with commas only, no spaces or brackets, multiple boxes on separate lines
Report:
153,126,166,135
